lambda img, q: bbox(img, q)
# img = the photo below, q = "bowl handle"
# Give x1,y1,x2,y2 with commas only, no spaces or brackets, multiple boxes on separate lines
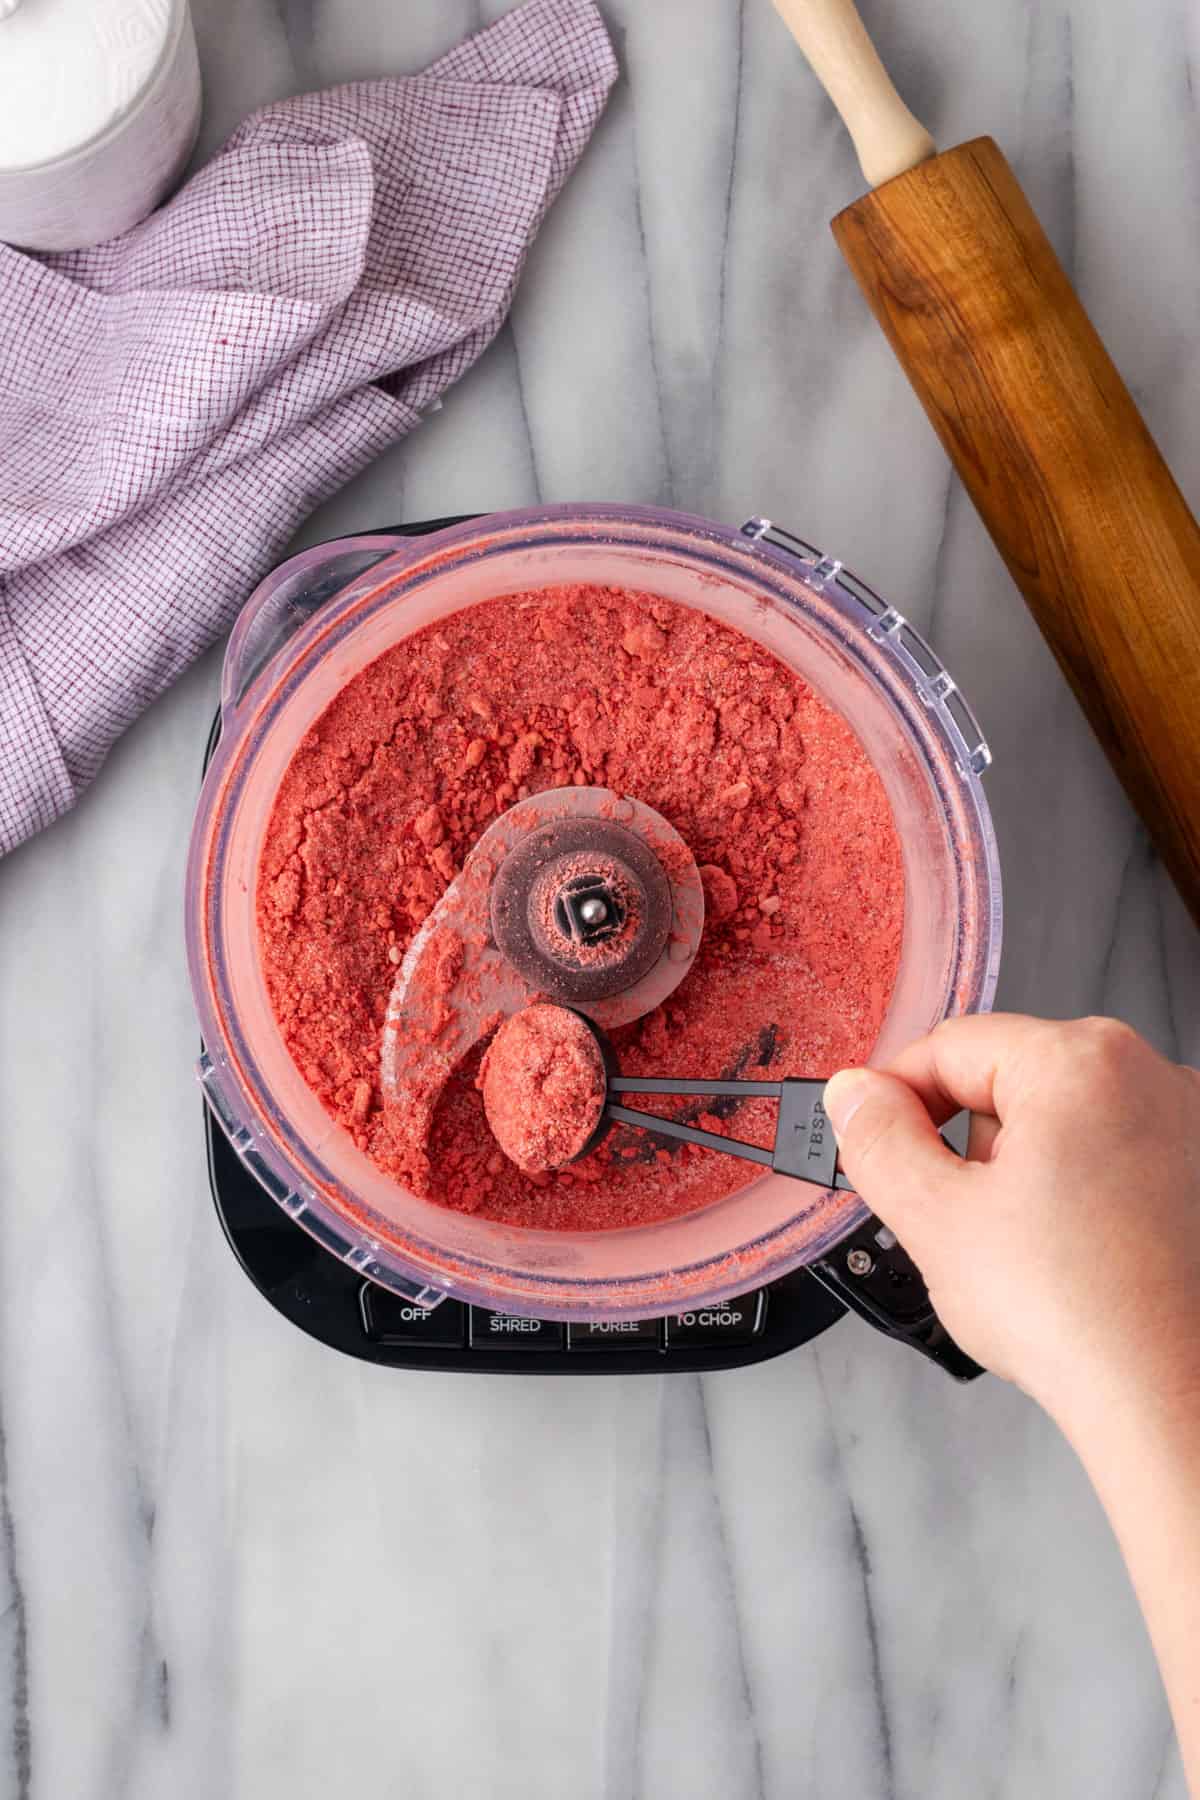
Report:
219,536,404,720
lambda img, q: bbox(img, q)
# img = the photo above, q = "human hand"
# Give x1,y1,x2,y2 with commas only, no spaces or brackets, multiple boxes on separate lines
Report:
823,1015,1200,1431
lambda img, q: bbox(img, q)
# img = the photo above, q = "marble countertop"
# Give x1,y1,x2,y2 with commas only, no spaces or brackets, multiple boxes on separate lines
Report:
1,1,1198,1795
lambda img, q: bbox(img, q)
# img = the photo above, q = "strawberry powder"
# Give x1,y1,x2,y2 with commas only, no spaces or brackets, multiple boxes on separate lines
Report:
480,1004,608,1173
256,582,904,1230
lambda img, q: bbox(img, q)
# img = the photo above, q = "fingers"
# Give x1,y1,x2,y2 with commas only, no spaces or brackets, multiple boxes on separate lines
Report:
823,1067,970,1239
882,1013,1056,1123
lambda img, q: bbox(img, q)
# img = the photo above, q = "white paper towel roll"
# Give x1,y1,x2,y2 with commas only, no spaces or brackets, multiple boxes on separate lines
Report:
0,0,202,252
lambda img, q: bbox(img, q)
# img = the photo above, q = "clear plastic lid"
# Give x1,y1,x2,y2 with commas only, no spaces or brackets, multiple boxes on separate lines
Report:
186,505,1002,1319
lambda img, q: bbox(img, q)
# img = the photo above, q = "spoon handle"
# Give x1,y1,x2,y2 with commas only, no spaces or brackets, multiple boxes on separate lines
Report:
608,1076,782,1098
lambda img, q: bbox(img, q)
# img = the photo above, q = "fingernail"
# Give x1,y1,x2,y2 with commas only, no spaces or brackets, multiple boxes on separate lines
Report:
823,1068,872,1136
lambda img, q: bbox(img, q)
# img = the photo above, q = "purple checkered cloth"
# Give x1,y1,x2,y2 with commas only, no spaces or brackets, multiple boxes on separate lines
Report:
0,0,616,856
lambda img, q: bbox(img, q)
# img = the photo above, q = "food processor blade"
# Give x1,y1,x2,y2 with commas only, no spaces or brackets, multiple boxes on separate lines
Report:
379,786,704,1185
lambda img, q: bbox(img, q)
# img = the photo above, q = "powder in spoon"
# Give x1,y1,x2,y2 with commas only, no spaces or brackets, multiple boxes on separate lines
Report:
256,581,904,1230
479,1004,607,1173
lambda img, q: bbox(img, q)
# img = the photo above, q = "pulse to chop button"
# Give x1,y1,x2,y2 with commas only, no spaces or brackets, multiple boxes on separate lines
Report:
665,1293,766,1347
469,1309,565,1350
359,1285,467,1348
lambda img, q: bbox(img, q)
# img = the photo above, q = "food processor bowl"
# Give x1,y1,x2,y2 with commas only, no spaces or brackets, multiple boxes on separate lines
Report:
187,505,1002,1319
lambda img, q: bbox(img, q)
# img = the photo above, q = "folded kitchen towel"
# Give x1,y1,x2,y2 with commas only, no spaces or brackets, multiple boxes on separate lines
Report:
0,0,616,856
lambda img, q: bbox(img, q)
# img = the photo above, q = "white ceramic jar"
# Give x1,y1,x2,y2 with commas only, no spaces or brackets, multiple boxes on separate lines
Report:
0,0,202,251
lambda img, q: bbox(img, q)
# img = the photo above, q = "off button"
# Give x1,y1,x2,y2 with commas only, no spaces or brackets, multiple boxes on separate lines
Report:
359,1285,466,1348
666,1293,765,1348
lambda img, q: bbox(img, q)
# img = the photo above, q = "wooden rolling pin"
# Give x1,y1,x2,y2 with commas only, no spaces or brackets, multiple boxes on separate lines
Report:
774,0,1200,929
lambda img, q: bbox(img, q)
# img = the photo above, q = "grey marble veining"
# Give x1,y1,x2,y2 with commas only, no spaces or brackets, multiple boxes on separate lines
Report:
0,1,1197,1795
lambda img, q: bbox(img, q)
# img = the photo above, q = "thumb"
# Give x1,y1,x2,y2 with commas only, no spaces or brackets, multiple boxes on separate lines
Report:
823,1067,965,1243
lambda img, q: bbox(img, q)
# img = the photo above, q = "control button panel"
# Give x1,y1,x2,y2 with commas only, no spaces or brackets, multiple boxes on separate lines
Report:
356,1293,770,1357
360,1286,467,1348
469,1309,566,1350
665,1292,766,1348
567,1318,663,1351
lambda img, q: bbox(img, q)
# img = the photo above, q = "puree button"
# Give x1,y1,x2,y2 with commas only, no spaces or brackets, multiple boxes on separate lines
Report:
470,1309,565,1350
665,1293,766,1347
566,1318,662,1351
360,1286,467,1348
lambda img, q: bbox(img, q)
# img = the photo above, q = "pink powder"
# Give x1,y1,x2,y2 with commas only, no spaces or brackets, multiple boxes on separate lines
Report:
256,582,905,1230
479,1004,607,1172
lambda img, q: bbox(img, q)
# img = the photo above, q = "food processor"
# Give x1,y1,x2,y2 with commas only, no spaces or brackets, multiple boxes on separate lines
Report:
189,506,1001,1379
